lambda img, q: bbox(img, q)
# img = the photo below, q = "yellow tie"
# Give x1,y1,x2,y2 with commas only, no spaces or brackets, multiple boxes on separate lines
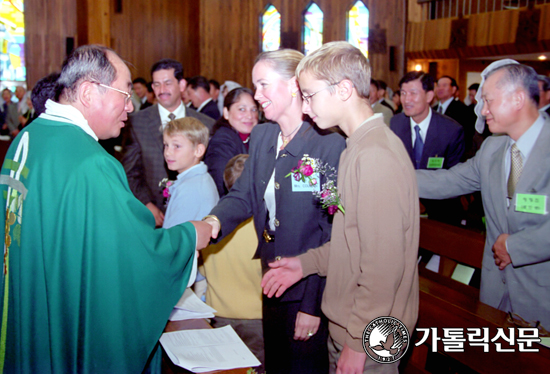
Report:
507,143,523,199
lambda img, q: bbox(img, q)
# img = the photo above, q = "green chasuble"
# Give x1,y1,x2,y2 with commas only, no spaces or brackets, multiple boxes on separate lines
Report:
0,117,196,373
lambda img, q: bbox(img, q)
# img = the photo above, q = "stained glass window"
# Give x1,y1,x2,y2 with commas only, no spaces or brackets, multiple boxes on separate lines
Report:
347,1,368,58
303,2,323,56
262,4,281,52
0,0,25,83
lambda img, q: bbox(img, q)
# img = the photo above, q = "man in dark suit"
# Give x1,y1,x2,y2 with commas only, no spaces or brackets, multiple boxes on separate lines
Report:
390,71,465,225
186,76,221,120
122,59,215,227
417,62,550,329
538,74,550,116
436,76,477,159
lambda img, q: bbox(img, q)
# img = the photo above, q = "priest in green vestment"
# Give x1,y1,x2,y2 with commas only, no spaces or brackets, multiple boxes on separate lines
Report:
0,45,212,373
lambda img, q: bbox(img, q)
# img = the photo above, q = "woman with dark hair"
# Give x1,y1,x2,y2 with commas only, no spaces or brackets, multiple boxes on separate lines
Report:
204,87,259,197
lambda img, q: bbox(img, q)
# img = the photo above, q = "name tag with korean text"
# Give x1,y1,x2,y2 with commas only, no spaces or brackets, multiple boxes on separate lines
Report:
515,194,547,215
427,157,444,169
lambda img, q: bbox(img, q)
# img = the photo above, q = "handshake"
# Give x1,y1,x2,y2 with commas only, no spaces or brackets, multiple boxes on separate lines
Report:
194,216,303,297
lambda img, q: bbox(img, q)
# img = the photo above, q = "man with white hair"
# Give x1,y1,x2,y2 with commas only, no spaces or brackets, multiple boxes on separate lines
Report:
416,61,550,329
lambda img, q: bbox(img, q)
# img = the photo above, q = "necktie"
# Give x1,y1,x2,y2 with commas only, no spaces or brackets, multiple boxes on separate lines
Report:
168,113,176,121
413,125,424,169
507,143,523,198
437,105,443,113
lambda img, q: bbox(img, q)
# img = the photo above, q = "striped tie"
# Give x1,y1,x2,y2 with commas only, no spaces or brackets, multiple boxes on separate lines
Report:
413,125,424,169
507,143,523,199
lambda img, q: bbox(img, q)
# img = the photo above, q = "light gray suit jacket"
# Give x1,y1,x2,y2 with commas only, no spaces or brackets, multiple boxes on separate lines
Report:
416,116,550,328
122,104,215,211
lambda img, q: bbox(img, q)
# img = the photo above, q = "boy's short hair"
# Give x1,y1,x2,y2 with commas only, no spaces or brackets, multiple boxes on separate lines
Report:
295,41,371,99
224,154,249,190
163,117,209,149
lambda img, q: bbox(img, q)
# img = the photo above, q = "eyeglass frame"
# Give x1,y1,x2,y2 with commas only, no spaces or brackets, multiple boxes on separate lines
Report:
301,81,340,105
92,82,132,105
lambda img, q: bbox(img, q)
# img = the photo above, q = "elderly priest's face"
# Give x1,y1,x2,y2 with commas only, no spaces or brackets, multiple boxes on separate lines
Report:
88,52,134,140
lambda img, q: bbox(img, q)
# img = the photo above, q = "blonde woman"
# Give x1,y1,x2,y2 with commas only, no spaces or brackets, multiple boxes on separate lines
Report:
205,49,346,374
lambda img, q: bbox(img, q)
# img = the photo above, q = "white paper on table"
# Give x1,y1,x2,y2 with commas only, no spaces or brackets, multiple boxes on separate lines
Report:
169,288,216,321
160,325,261,373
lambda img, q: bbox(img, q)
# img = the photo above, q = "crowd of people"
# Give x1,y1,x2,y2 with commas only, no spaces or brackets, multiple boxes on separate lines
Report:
1,42,549,374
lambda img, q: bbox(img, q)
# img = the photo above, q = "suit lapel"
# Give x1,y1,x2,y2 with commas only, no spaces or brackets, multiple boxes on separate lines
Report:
486,139,509,231
394,117,414,162
255,124,279,197
422,115,441,167
150,106,164,152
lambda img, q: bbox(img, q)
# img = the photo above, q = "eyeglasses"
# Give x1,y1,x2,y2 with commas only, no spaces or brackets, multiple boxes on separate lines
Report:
92,82,132,105
301,82,340,105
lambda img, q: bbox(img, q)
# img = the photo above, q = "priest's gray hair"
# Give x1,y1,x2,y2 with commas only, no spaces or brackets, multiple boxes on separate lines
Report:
486,63,540,106
58,45,117,102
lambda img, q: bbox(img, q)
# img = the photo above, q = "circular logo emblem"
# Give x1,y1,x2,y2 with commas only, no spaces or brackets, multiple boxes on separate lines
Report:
362,316,410,364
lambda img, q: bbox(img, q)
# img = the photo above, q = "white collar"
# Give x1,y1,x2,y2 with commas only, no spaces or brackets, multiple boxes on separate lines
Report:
41,99,98,141
410,107,433,143
439,97,454,113
158,101,187,127
196,97,213,112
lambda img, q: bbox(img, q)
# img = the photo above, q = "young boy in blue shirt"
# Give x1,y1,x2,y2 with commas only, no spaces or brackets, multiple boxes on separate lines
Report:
162,117,219,298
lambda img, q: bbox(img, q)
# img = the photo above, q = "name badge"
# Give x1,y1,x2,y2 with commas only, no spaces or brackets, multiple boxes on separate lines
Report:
515,194,547,215
291,172,321,192
427,157,444,169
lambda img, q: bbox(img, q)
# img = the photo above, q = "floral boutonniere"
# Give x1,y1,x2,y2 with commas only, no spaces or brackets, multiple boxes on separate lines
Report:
286,154,345,214
159,178,174,201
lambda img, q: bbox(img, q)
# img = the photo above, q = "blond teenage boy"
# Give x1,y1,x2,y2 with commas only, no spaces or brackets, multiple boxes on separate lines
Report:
262,41,419,374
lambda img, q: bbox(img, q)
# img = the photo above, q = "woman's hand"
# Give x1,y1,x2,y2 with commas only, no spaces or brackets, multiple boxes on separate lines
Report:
203,216,221,239
294,311,320,341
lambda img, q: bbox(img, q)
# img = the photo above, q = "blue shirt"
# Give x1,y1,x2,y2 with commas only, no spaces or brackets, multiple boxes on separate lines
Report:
163,162,219,229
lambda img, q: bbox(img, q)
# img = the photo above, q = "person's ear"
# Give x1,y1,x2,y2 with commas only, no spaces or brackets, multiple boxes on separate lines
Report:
512,89,526,110
179,79,187,94
426,90,435,104
79,81,95,108
289,76,300,97
195,143,206,158
223,107,230,120
337,79,354,101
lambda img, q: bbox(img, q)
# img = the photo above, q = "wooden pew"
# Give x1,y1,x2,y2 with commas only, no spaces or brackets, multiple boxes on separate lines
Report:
403,218,550,373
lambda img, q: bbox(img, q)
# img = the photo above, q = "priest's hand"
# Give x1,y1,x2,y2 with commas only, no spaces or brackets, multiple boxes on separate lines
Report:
190,221,213,250
146,202,164,227
261,257,303,298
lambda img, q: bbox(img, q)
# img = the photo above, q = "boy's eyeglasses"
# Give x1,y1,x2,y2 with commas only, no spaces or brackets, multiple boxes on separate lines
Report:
301,82,340,105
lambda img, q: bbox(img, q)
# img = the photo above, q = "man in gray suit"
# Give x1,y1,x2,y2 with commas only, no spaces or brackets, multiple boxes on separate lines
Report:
416,62,550,329
122,59,214,227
